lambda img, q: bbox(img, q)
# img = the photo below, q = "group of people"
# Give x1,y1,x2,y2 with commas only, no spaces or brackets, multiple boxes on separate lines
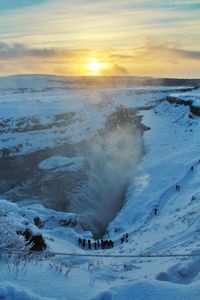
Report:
120,233,129,243
78,234,130,249
76,160,200,253
78,238,114,250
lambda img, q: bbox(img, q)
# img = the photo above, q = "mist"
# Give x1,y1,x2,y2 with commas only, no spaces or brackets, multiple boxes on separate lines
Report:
68,122,143,238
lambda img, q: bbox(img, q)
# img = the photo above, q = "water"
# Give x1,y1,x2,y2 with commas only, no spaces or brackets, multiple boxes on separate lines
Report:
0,107,143,238
68,117,143,237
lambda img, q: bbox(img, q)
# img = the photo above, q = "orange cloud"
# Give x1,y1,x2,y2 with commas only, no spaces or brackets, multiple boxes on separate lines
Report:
0,42,200,78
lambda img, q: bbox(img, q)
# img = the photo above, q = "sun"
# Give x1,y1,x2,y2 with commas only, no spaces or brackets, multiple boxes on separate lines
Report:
86,57,106,76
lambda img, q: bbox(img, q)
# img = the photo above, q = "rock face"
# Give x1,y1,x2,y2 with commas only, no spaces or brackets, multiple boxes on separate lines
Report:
166,96,192,106
0,106,144,238
166,96,200,116
190,105,200,116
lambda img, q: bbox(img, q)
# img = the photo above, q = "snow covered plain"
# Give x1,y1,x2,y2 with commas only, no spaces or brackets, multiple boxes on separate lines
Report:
0,75,200,299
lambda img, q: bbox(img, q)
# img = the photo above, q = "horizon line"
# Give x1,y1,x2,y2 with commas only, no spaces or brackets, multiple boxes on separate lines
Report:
0,73,200,80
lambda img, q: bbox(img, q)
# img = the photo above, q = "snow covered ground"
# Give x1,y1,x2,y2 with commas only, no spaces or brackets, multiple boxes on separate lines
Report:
0,75,200,299
169,87,200,107
38,156,85,172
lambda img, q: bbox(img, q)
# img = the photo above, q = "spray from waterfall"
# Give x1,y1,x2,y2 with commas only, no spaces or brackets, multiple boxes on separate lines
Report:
68,123,143,237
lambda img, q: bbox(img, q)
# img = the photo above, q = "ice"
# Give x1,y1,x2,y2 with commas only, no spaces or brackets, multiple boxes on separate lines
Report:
1,75,200,299
38,156,85,172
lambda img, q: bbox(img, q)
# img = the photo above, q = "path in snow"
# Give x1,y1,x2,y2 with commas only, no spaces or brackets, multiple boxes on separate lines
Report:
156,161,200,214
130,160,200,254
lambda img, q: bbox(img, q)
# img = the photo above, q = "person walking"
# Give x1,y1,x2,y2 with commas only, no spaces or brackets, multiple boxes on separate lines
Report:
82,239,86,249
88,240,91,250
125,233,129,242
97,240,100,249
101,240,104,249
94,242,97,250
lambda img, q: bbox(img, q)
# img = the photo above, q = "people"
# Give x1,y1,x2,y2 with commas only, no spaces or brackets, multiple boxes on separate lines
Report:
82,239,86,249
109,240,114,248
78,238,114,250
191,166,194,171
97,240,100,249
101,239,104,249
120,233,129,244
88,240,91,249
154,208,157,215
125,233,129,242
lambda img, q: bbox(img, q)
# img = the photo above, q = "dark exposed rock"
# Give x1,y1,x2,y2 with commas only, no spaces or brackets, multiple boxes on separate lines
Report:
34,216,44,228
166,96,192,106
166,95,200,117
59,218,77,227
17,229,46,251
190,105,200,116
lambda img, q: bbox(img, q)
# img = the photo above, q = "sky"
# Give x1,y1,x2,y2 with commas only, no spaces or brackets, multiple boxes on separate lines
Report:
0,0,200,77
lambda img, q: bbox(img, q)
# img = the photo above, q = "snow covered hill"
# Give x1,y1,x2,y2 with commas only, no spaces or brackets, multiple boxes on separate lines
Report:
0,75,200,300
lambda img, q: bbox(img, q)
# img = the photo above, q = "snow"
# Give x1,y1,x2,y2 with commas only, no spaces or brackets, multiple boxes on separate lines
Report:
2,280,200,300
0,285,44,300
0,90,115,157
0,76,188,158
1,75,200,299
169,87,200,107
38,156,85,172
92,281,200,300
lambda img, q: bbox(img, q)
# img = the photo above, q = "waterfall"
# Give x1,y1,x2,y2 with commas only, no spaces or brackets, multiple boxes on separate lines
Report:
68,123,143,237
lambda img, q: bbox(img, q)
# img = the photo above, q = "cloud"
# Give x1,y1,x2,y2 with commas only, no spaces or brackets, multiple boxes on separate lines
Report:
142,41,200,61
0,0,48,12
0,1,199,78
0,42,58,59
0,0,200,51
165,47,200,60
0,41,200,78
101,63,128,76
106,43,200,64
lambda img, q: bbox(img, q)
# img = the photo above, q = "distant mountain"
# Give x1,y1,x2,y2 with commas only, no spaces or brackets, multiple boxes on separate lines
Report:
0,74,199,89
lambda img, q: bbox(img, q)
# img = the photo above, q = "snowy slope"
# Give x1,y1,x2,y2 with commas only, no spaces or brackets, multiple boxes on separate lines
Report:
0,75,200,299
169,87,200,107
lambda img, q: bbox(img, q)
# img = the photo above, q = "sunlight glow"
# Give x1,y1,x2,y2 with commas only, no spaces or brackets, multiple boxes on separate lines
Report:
86,58,106,76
